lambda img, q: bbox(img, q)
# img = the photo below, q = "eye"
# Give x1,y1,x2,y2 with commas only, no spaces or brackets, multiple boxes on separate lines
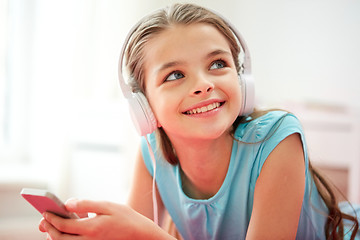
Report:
209,59,227,70
165,71,184,81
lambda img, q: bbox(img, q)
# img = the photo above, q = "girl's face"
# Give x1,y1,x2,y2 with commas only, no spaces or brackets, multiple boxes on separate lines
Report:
143,23,242,142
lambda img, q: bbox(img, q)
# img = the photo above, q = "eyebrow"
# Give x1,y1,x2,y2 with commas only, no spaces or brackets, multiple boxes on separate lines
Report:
156,60,185,74
206,49,232,59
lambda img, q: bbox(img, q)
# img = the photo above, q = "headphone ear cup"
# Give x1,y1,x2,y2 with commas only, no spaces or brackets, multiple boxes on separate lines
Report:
127,92,157,136
239,73,255,116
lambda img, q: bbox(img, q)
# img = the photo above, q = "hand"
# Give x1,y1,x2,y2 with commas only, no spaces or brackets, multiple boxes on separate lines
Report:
39,199,165,240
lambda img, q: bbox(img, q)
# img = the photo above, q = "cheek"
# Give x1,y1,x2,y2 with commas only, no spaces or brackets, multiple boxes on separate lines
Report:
147,92,178,128
229,82,244,116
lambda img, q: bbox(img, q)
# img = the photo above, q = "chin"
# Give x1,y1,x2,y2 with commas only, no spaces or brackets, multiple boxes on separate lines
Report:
163,118,235,142
189,125,233,141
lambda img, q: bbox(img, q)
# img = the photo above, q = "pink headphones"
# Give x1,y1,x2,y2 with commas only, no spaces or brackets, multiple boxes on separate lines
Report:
118,13,255,136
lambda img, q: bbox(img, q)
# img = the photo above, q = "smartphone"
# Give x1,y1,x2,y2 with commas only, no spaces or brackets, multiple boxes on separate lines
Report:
20,188,79,219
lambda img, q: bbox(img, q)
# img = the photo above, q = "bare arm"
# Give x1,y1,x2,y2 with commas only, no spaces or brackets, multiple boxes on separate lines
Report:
246,133,306,240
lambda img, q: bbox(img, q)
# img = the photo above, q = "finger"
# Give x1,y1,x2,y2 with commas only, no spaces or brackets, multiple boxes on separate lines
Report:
42,219,62,239
43,219,82,240
65,199,113,215
43,212,83,236
44,211,107,237
64,199,88,218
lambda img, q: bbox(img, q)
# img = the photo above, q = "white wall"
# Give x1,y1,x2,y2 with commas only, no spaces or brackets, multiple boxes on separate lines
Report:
233,0,360,109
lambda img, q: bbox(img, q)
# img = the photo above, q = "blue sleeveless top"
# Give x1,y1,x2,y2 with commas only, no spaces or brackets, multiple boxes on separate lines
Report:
141,111,358,240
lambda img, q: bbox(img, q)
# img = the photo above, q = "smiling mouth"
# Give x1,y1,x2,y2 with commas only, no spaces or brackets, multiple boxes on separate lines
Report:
183,102,224,115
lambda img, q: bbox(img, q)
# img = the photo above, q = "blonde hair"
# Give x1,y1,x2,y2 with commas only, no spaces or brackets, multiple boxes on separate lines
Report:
124,3,358,238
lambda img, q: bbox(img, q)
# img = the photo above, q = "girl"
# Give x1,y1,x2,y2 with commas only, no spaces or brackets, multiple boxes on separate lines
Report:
40,3,359,239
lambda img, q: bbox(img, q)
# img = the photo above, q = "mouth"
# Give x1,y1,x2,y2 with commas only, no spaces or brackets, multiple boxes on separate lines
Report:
183,101,225,115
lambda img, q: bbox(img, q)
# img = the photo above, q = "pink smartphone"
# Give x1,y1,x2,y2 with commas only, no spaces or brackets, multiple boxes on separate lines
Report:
20,188,79,219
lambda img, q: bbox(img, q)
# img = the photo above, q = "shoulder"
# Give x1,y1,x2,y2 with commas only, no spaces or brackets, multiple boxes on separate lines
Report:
234,110,308,179
234,110,304,143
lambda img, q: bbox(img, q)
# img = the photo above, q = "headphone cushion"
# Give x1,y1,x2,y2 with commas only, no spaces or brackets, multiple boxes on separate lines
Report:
128,92,157,136
239,73,255,116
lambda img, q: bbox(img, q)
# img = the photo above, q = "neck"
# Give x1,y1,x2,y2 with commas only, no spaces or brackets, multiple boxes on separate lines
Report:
171,133,234,199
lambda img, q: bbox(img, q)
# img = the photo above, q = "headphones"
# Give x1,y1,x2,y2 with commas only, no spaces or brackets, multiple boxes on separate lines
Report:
118,12,255,136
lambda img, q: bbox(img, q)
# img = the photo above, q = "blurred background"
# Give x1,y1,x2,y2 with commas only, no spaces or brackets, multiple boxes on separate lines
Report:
0,0,359,239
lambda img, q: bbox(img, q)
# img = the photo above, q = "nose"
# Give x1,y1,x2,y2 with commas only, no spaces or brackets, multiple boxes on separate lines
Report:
191,75,214,96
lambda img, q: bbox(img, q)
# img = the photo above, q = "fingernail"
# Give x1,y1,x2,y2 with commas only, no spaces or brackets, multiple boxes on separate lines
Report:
65,198,78,208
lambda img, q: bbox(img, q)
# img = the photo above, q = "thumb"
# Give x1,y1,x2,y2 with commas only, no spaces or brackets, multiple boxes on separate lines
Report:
63,198,87,218
65,199,113,215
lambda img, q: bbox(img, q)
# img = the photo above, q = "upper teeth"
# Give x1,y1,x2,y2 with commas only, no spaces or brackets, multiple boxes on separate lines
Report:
185,102,221,115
